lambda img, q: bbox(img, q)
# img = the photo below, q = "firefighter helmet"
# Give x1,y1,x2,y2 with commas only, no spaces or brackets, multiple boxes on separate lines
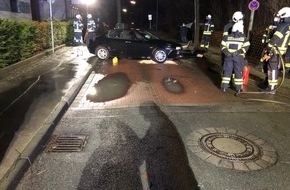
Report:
232,11,243,23
277,7,290,18
87,14,92,19
232,22,244,33
206,14,212,20
76,14,81,19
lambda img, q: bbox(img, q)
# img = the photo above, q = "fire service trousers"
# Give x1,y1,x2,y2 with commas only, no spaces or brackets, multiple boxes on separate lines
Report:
267,54,280,90
221,55,244,91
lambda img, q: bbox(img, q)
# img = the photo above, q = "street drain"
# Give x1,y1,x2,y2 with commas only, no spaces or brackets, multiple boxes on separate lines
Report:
46,135,88,152
186,128,278,171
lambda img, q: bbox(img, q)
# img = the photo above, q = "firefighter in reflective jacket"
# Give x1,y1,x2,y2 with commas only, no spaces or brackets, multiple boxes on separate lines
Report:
260,16,279,85
264,7,290,93
200,14,214,51
222,11,244,69
73,14,84,44
220,22,250,93
85,14,96,45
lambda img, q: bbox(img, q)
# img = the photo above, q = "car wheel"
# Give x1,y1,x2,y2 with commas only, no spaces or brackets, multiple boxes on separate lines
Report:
95,46,109,60
152,49,167,63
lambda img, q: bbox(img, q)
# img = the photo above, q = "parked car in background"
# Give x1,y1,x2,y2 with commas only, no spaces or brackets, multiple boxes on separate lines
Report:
87,28,192,63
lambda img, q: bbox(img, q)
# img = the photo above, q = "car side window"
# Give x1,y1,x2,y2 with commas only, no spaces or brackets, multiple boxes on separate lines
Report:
107,30,123,39
119,30,131,40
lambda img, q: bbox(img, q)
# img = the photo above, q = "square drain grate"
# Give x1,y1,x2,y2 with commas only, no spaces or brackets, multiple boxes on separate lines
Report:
46,134,88,152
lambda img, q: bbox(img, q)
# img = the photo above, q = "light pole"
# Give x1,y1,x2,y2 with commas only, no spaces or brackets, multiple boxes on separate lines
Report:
156,0,158,30
85,0,95,16
48,0,55,53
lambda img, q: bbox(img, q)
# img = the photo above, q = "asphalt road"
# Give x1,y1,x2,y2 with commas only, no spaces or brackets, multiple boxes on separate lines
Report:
13,53,290,190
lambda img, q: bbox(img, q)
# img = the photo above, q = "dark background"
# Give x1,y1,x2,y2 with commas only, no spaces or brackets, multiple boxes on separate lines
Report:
86,0,290,35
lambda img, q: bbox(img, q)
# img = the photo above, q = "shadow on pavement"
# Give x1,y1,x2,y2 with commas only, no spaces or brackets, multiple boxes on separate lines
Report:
78,101,200,190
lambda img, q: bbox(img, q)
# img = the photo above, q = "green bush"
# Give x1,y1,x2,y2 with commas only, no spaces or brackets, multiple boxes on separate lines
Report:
0,19,73,68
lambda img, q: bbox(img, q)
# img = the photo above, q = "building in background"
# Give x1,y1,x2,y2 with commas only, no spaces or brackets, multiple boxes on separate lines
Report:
0,0,78,21
0,0,32,20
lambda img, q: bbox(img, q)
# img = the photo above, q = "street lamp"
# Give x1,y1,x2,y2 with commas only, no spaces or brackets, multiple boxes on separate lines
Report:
85,0,95,16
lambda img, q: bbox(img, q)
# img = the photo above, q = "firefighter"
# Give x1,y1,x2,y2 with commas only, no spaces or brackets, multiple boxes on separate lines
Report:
260,16,279,85
85,14,96,45
221,11,244,84
220,22,250,93
263,7,290,94
73,14,84,44
200,14,214,51
222,11,244,67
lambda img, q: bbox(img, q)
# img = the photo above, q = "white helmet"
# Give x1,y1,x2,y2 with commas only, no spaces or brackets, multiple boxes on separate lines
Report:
206,14,212,19
277,7,290,18
232,22,244,33
76,14,81,19
87,14,92,19
232,11,243,23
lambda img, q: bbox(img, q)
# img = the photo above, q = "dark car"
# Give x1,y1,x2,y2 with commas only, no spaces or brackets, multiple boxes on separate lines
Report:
87,28,190,63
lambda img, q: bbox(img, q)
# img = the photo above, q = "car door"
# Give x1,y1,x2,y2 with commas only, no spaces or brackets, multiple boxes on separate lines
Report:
105,29,126,57
123,30,151,59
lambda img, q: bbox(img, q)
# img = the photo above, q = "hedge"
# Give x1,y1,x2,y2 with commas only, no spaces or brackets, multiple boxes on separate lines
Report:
0,19,74,68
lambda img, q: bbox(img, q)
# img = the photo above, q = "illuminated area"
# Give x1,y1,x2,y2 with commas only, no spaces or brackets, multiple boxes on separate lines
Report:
87,73,106,96
138,60,178,65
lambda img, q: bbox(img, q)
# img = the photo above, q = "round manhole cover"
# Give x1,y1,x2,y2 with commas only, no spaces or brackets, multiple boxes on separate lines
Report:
186,128,278,171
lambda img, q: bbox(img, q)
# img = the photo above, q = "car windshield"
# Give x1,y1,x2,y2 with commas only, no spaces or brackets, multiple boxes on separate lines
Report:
137,30,159,40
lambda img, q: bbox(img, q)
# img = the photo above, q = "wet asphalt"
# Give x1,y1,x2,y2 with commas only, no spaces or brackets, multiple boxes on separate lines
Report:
1,44,290,190
0,45,96,188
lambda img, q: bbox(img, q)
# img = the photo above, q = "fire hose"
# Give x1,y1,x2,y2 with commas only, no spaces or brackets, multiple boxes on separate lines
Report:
235,45,290,105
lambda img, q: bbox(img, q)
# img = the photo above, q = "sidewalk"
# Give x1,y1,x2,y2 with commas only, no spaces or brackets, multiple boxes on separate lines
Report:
0,45,95,189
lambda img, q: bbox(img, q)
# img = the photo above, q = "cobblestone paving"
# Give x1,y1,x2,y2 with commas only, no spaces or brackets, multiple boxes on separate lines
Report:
70,59,239,109
186,128,277,171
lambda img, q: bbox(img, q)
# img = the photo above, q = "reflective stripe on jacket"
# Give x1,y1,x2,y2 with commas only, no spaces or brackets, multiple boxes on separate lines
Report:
203,20,214,35
267,23,290,55
221,32,250,55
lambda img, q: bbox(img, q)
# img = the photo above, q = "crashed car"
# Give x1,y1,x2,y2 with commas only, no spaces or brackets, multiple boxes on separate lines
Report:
87,28,192,63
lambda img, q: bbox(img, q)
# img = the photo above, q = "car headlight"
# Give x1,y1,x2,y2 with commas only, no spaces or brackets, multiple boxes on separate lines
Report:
176,46,181,50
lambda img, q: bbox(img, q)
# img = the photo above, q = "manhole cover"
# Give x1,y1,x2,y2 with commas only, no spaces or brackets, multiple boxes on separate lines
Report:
46,134,88,152
200,133,260,161
186,128,277,171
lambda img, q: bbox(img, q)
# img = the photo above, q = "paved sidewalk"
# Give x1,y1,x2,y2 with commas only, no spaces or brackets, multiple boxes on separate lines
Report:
0,45,95,189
